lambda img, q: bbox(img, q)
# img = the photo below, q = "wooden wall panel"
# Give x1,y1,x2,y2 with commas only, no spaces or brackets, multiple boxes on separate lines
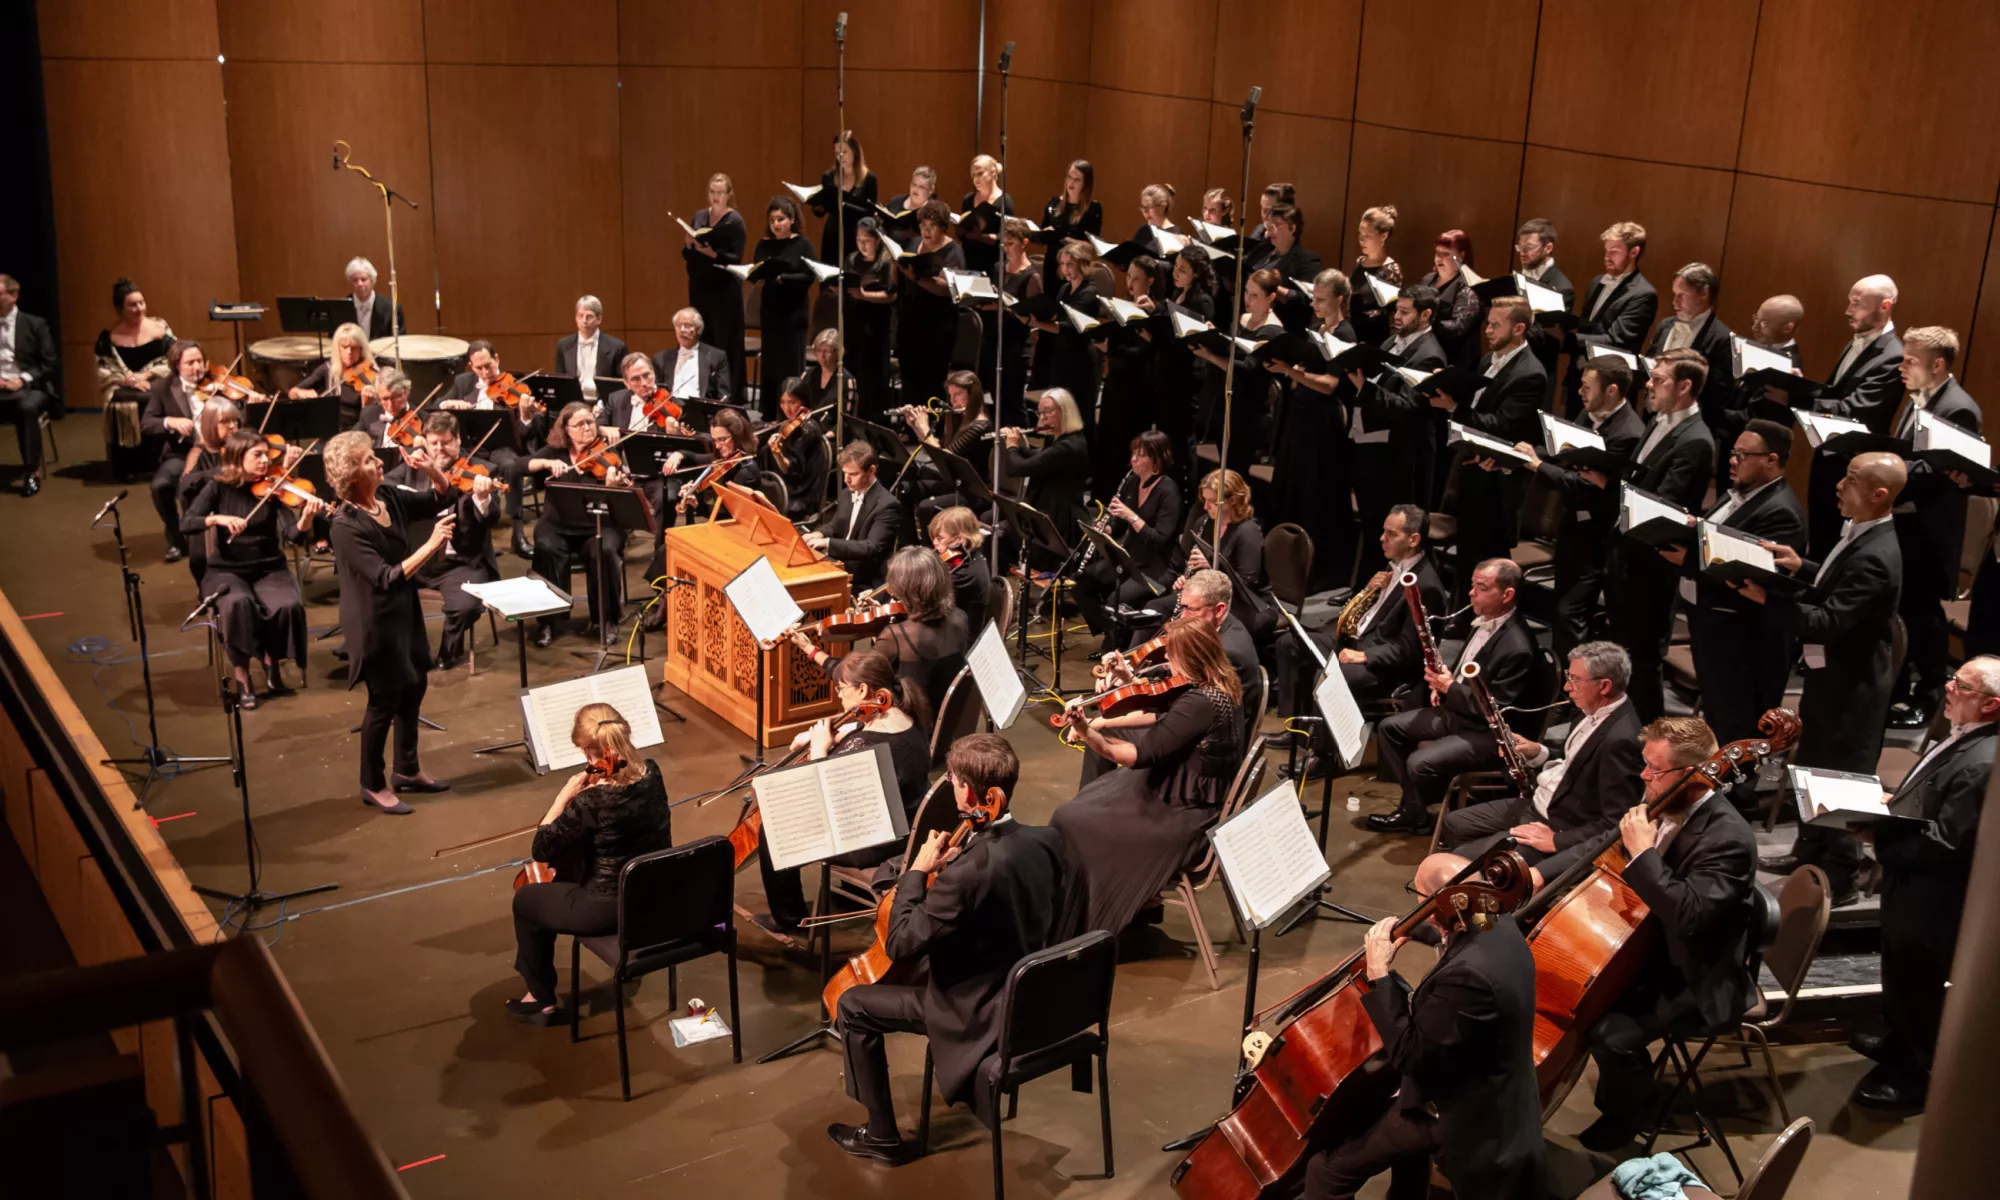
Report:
1339,124,1523,281
1354,0,1535,143
619,0,801,67
425,66,623,339
42,58,242,392
803,69,981,203
976,78,1096,225
38,0,220,60
221,62,435,332
421,0,617,65
1204,107,1352,247
1961,223,2000,414
1739,0,2000,203
213,0,421,64
1516,147,1733,295
1529,0,1756,170
1210,0,1362,119
985,0,1094,85
1089,0,1217,100
1719,176,1992,380
1083,88,1215,236
800,0,981,71
621,66,803,331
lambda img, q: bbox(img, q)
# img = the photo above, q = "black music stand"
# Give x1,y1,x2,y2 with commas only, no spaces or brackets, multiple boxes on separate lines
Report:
991,494,1073,680
526,375,582,413
677,397,753,431
929,442,995,507
618,432,709,477
452,409,523,457
275,295,347,364
545,480,650,673
244,395,342,442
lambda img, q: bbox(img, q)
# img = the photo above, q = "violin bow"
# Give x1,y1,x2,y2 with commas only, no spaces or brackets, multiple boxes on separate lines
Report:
231,437,321,540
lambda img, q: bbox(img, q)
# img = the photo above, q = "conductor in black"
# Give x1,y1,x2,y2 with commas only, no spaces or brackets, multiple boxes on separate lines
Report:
828,734,1073,1165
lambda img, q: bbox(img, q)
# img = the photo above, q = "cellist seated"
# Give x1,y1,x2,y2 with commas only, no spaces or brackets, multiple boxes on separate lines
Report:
826,734,1075,1166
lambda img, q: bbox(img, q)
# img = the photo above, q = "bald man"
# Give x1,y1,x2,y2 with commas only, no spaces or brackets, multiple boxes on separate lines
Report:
1737,451,1905,902
1805,276,1905,557
1718,294,1807,491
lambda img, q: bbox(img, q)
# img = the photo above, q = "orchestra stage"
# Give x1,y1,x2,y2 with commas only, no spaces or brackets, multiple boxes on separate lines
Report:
0,458,1923,1198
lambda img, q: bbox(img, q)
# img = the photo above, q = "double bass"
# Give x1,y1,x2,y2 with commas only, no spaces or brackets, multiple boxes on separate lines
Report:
1170,847,1536,1197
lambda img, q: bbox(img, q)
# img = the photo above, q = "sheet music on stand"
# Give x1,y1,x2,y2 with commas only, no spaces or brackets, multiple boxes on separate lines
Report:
1209,781,1334,929
723,555,805,645
755,742,910,871
517,664,665,773
462,575,573,621
1312,663,1369,772
966,620,1027,729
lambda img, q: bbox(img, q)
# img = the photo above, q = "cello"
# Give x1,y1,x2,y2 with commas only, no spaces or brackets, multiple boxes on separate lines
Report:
1521,707,1800,1113
513,754,624,889
1170,847,1536,1197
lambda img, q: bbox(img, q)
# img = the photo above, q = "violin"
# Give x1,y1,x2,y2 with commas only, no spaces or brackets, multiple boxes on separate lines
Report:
639,387,683,429
444,457,509,493
1170,847,1536,1197
716,695,895,871
1052,673,1193,729
483,370,532,409
341,360,378,393
514,754,624,890
250,475,320,510
783,600,909,646
383,381,446,448
197,358,267,404
938,547,967,570
568,435,624,481
675,452,753,513
822,780,1011,1015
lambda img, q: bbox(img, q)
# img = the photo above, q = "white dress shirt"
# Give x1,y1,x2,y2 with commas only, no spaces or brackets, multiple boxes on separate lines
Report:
1653,789,1713,854
1814,514,1893,586
1832,321,1894,383
1520,259,1554,283
1483,340,1529,379
1660,310,1708,354
0,309,21,381
1357,555,1422,636
353,292,373,331
1524,694,1629,818
1587,272,1630,321
670,346,700,398
1635,404,1698,464
626,388,655,432
575,334,600,401
845,488,867,538
1587,400,1630,432
1453,613,1508,671
1901,720,1988,795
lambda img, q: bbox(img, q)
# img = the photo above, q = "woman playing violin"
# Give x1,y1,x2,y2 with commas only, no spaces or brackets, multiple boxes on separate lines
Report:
669,407,762,522
928,505,990,636
1051,616,1243,934
525,402,633,648
789,546,969,720
753,649,932,939
762,375,829,521
288,321,377,430
181,431,324,705
177,399,246,584
508,703,671,1024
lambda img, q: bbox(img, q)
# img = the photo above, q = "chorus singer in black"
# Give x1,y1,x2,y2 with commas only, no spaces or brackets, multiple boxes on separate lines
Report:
681,173,748,403
323,430,460,815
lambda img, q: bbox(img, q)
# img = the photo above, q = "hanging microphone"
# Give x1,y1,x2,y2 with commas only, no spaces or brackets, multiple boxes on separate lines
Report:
1240,86,1262,126
998,40,1015,72
89,490,128,529
834,11,847,41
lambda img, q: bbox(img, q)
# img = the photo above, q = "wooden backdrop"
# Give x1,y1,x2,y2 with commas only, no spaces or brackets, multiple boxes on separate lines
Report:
38,0,2000,422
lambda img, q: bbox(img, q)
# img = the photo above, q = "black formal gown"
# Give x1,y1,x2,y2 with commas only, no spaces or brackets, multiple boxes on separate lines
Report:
957,190,1013,277
843,249,900,418
834,611,971,722
682,208,748,404
529,445,636,629
1271,318,1356,589
1423,270,1484,370
330,487,449,791
949,549,992,635
1347,256,1403,346
1047,279,1102,435
1092,297,1164,499
1076,471,1182,643
812,168,878,267
1032,197,1104,385
755,235,815,410
180,479,310,670
1051,683,1242,933
992,261,1042,427
897,240,966,410
1159,289,1214,482
1204,314,1284,475
765,416,829,521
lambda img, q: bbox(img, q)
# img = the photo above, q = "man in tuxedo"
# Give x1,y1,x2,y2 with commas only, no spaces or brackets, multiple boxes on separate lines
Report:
1429,297,1545,601
1176,568,1264,725
830,734,1072,1164
807,441,902,590
1887,327,1981,728
0,275,59,496
1368,558,1542,835
1744,452,1905,902
1514,217,1575,404
1604,349,1717,721
1805,274,1904,556
1849,656,2000,1111
352,367,416,445
382,413,502,669
651,307,732,403
443,340,544,555
141,340,209,562
1348,286,1447,547
1429,640,1646,878
1514,356,1644,655
1714,294,1806,490
1573,222,1658,351
1300,856,1544,1200
345,256,405,340
1644,264,1735,452
554,295,627,407
1576,716,1758,1153
1667,419,1807,758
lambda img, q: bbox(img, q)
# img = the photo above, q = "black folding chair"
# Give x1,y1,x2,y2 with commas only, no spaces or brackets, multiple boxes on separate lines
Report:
917,930,1118,1196
568,836,741,1100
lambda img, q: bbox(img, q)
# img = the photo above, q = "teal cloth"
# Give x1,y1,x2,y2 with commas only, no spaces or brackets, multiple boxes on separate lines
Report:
1611,1152,1706,1200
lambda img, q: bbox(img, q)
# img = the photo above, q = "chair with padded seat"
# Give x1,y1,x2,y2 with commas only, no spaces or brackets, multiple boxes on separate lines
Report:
568,836,741,1100
1162,726,1272,989
916,930,1118,1197
1262,522,1313,615
1709,866,1830,1125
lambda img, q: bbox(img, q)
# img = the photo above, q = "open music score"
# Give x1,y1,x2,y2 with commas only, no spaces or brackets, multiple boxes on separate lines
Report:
965,620,1027,730
1209,782,1333,929
518,665,665,774
755,742,908,871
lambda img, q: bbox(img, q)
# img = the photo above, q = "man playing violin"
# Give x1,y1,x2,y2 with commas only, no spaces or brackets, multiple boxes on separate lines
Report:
597,352,691,438
650,307,732,402
444,340,544,557
353,367,417,448
524,402,635,648
382,412,502,670
828,734,1073,1165
1298,855,1544,1200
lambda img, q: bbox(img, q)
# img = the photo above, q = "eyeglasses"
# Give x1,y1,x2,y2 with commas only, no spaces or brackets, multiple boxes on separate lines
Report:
1947,676,1997,697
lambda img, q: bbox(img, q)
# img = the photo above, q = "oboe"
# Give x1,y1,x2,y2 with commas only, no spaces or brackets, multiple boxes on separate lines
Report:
1459,661,1535,800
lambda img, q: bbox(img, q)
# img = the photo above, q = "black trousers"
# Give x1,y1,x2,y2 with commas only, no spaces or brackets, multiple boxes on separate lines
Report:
1550,534,1609,659
1302,1101,1439,1200
1436,796,1553,867
512,881,620,1005
152,454,189,551
532,519,627,630
1377,706,1497,819
489,448,530,521
1896,583,1951,700
837,982,929,1139
1273,626,1338,718
1877,873,1964,1086
1965,554,2000,660
0,385,50,473
1611,554,1678,722
1587,977,1704,1132
1686,605,1792,747
414,560,490,660
1792,822,1867,898
1073,558,1165,641
358,675,427,791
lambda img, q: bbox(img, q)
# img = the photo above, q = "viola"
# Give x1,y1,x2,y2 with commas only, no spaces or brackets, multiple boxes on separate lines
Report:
823,780,1011,1016
1170,848,1536,1197
1051,673,1193,730
483,371,532,409
514,754,623,890
787,600,909,646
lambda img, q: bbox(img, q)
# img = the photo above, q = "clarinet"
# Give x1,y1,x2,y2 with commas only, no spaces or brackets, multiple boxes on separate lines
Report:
1078,468,1136,573
1399,571,1447,679
1459,661,1535,801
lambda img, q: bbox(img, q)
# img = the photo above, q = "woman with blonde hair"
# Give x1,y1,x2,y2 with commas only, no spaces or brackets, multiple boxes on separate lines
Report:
288,321,378,429
324,429,459,813
1000,388,1091,561
1052,616,1244,932
508,702,671,1022
681,171,748,402
1026,241,1104,424
1350,203,1403,344
929,505,991,633
958,153,1013,277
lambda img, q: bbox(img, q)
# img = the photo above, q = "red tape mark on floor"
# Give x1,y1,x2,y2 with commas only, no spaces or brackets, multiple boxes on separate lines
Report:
397,1155,446,1172
18,612,62,621
149,812,197,827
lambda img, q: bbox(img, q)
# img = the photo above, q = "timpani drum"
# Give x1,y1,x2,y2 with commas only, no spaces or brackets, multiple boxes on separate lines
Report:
370,334,471,400
248,335,327,397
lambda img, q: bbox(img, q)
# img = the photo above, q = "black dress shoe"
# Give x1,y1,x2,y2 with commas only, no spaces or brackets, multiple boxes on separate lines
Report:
511,528,534,559
1577,1113,1641,1154
751,912,803,940
533,624,556,649
505,997,564,1026
826,1122,914,1165
392,774,451,793
1758,854,1800,875
1849,1031,1888,1062
163,545,185,564
1365,809,1428,835
22,473,40,497
362,791,413,815
1850,1067,1926,1112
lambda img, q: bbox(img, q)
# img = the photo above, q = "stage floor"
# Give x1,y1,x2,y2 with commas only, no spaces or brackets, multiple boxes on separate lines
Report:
0,447,1922,1198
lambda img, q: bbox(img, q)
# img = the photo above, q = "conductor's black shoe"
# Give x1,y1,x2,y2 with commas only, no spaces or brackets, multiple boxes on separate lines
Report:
1757,854,1800,875
1850,1067,1926,1112
1364,809,1428,835
826,1123,914,1165
163,545,185,563
510,528,533,559
361,791,413,815
533,624,556,649
1849,1031,1888,1062
505,997,564,1026
1831,887,1863,909
1577,1114,1641,1154
392,774,451,793
22,473,40,497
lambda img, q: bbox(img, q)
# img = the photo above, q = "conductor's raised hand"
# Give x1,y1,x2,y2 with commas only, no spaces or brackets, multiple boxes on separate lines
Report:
426,511,457,550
